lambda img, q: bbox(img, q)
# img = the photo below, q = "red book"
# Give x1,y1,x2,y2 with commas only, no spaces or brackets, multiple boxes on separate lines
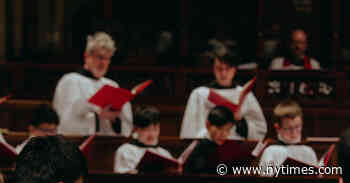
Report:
318,144,336,167
136,150,180,172
208,77,256,112
283,157,317,168
88,80,152,110
214,139,268,166
281,157,320,176
0,141,18,161
177,140,199,165
79,134,97,158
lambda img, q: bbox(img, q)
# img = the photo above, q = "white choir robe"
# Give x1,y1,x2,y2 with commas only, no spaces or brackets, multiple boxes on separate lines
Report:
53,72,133,136
259,144,318,177
114,143,173,174
269,57,321,70
180,86,267,140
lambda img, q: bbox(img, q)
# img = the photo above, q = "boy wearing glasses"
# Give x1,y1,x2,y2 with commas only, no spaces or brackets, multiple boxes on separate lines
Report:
15,104,59,153
258,100,318,176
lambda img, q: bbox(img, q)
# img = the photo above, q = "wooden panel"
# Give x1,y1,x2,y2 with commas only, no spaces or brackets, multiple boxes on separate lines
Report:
2,134,341,177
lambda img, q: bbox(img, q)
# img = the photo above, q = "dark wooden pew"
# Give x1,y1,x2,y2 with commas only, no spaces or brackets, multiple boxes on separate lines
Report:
87,172,340,183
0,169,341,183
2,134,340,172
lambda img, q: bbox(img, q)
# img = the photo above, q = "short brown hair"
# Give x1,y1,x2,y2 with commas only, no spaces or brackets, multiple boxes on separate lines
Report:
273,100,303,124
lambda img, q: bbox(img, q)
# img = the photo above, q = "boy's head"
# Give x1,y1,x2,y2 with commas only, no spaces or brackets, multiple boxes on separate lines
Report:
213,55,238,87
29,104,59,137
273,100,303,144
133,106,161,146
15,135,87,183
206,106,235,145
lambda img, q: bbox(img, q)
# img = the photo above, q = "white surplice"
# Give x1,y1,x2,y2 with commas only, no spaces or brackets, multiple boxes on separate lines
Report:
114,142,173,174
259,144,318,177
53,72,133,136
180,86,267,140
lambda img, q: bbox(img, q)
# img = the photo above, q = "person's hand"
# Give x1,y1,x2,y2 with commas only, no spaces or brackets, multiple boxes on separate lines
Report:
0,95,10,104
165,164,183,175
98,105,120,121
234,109,242,121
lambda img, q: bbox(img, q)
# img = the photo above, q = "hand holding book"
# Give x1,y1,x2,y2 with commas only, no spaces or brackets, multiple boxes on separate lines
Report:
88,80,152,111
208,77,256,113
98,105,121,121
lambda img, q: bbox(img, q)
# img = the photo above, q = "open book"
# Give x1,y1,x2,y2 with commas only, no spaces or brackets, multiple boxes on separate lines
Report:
0,134,97,161
281,144,336,175
88,80,152,110
136,141,201,172
136,139,268,172
215,139,268,167
208,77,256,112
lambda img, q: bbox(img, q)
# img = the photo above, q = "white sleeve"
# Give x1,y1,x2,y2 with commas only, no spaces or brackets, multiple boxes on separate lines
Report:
242,93,267,140
119,102,133,137
53,75,95,121
114,145,140,174
259,145,288,177
310,58,321,70
180,88,213,139
269,58,283,70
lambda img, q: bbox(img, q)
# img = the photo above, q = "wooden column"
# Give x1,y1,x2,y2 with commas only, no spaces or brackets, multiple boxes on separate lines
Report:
54,0,65,51
22,0,37,57
332,0,341,64
13,0,22,58
0,0,6,61
104,0,113,19
5,0,13,59
256,0,264,58
180,0,188,57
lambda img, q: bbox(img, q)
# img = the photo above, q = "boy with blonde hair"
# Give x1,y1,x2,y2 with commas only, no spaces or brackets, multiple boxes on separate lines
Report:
259,100,318,176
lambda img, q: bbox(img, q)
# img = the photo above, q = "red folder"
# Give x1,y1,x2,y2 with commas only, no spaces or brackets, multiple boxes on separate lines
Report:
0,141,18,161
208,77,256,112
136,150,180,172
79,134,97,158
88,80,152,110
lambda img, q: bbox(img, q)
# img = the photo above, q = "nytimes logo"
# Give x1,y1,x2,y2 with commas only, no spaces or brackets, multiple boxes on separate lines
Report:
216,163,342,177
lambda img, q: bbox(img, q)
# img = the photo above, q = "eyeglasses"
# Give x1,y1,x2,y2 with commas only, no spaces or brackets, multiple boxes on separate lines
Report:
281,124,302,133
90,51,112,62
